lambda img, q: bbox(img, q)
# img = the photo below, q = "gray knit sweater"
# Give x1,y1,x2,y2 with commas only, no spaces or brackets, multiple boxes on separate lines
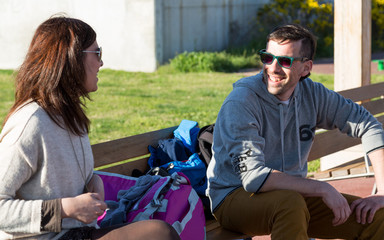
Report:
0,102,95,239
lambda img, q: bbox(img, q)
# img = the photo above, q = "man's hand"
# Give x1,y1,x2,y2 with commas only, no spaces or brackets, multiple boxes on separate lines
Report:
351,193,384,224
321,185,352,226
61,192,107,224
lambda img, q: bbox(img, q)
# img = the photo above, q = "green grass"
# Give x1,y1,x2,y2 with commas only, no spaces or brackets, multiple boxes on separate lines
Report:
0,70,15,123
86,68,241,143
1,69,384,173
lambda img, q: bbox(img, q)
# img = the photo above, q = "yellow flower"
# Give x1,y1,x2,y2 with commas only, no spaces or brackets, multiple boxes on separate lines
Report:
307,0,320,9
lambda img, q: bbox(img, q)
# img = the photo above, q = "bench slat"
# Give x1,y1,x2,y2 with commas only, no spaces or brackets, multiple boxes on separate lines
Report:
96,157,149,176
338,82,384,101
308,129,361,161
92,126,177,168
309,115,384,161
361,98,384,116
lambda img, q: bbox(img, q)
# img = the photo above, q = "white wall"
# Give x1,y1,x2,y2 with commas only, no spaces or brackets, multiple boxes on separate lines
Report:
0,0,266,72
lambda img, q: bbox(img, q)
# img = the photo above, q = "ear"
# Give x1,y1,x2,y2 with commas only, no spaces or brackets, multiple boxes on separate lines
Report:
301,60,313,77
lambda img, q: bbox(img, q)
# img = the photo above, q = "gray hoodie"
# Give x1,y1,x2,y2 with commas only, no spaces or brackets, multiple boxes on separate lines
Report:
206,72,384,212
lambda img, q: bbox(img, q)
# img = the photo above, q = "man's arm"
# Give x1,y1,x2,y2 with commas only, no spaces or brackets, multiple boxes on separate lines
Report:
369,148,384,193
260,170,351,226
351,148,384,224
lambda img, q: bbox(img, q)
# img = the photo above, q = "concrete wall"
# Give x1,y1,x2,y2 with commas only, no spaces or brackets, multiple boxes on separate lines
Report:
156,0,268,64
0,0,266,72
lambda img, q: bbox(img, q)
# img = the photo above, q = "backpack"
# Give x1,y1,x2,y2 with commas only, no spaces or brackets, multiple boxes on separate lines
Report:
196,124,215,166
95,171,206,240
148,120,207,196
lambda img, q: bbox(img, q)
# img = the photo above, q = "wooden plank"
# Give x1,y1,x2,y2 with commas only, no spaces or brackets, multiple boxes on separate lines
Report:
313,171,331,179
96,157,149,176
331,169,349,178
361,98,384,115
313,159,374,180
308,129,361,161
349,166,371,175
337,81,384,101
92,126,177,167
334,0,371,91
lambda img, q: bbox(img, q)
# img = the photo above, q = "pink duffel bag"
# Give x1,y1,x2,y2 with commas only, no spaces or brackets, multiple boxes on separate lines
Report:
95,171,206,240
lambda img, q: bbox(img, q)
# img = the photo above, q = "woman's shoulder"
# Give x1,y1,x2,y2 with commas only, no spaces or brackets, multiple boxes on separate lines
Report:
0,102,50,145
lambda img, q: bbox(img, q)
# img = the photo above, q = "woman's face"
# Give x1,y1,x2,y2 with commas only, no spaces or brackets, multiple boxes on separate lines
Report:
83,41,103,93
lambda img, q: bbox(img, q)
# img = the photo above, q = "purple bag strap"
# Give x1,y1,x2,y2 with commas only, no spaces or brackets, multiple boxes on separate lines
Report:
171,185,200,234
132,172,190,224
132,176,171,222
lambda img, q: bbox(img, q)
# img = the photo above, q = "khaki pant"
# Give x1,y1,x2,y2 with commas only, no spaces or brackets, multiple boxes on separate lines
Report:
214,188,384,240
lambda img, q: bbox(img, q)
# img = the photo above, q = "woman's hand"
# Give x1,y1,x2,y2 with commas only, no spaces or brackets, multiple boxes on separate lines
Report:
87,174,105,201
61,192,107,224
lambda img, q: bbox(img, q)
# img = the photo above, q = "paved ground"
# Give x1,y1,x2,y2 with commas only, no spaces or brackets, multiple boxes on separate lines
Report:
312,55,384,75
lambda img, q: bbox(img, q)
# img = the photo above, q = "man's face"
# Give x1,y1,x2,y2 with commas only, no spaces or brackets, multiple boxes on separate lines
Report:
262,40,312,101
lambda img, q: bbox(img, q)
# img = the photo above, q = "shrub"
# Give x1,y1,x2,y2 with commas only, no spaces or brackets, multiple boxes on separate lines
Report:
250,0,334,58
372,0,384,51
169,51,260,73
251,0,384,58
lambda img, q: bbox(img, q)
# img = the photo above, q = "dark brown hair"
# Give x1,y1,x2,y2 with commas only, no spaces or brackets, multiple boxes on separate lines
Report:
267,23,317,61
3,15,96,135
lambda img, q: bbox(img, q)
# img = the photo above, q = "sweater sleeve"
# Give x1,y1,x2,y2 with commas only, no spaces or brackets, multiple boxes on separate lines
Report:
216,99,273,193
0,143,44,233
315,84,384,153
41,199,62,232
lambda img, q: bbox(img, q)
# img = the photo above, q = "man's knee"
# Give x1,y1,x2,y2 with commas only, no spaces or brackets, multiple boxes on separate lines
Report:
273,190,309,220
275,190,306,208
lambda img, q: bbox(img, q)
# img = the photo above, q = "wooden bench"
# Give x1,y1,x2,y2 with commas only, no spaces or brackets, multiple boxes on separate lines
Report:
91,81,384,240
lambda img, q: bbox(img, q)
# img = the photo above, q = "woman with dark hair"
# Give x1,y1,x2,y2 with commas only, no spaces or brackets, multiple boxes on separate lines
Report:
0,16,180,240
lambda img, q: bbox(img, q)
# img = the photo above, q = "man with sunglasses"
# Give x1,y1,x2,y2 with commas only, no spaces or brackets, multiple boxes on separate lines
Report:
206,23,384,239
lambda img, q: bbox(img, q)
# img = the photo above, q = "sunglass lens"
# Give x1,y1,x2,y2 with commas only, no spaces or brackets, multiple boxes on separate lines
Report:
260,53,274,64
278,57,292,68
99,47,102,61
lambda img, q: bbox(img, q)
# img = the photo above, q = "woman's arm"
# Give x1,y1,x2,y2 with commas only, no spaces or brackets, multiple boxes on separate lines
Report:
86,174,105,201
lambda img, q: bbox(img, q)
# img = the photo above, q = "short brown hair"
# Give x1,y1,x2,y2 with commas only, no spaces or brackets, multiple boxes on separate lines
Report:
267,23,317,61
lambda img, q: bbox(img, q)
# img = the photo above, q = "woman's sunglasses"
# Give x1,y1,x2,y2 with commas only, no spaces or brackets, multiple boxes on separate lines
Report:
258,49,308,69
83,46,102,62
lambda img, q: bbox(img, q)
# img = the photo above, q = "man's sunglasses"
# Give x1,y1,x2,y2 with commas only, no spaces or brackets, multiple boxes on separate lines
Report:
83,46,102,62
258,49,308,69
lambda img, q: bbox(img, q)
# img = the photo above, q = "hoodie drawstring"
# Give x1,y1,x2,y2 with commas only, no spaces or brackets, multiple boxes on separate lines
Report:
279,97,304,172
294,97,303,169
279,104,285,171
